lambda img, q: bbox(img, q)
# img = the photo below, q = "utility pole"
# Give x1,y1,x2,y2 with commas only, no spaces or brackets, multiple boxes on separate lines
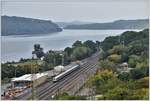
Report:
31,54,37,100
60,52,64,73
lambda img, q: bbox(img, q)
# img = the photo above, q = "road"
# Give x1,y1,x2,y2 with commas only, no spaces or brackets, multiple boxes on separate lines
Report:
15,52,100,100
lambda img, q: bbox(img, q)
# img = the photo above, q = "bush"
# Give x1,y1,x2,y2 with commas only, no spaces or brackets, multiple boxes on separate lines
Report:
128,55,140,68
117,72,131,81
103,87,130,100
107,54,121,63
130,68,146,79
99,60,116,71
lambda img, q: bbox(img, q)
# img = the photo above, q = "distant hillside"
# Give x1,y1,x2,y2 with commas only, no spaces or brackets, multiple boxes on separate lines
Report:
1,16,62,36
55,21,92,28
64,19,149,30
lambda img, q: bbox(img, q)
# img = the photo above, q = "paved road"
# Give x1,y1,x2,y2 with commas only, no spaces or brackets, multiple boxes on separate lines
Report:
15,52,100,100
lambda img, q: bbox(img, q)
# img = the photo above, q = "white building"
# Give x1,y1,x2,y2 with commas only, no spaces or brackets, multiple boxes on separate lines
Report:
11,73,48,89
54,65,65,72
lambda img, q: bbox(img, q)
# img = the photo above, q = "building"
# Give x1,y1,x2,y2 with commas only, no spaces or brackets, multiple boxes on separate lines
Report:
54,65,65,73
119,62,128,71
11,73,48,89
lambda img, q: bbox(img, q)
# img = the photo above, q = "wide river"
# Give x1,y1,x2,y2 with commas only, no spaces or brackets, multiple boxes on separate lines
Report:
1,29,140,63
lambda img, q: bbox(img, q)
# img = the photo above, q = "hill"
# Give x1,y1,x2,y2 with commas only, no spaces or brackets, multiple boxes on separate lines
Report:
1,16,62,36
55,21,92,28
64,19,149,30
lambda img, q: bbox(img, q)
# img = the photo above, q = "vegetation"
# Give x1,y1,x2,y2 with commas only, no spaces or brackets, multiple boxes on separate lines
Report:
64,19,149,30
54,92,86,100
1,40,99,83
1,16,62,36
85,29,149,100
1,29,149,100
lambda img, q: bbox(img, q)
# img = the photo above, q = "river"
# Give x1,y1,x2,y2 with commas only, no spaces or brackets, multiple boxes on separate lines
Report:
1,29,140,63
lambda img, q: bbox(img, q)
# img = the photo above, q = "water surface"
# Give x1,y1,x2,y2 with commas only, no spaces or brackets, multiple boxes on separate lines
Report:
2,29,140,63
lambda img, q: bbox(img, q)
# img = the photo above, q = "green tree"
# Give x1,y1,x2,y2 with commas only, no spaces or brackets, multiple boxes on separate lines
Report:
103,87,130,100
108,45,127,55
71,46,91,60
83,40,97,53
130,68,146,79
107,54,121,63
117,72,131,81
99,60,116,71
128,55,140,68
72,40,83,47
121,53,129,62
32,44,45,59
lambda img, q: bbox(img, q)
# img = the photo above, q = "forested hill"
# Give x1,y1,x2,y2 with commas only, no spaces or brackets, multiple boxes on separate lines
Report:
100,28,149,52
64,19,149,30
85,29,149,100
1,16,62,36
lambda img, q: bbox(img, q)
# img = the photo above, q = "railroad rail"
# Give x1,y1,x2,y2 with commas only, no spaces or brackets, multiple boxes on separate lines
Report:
15,52,100,100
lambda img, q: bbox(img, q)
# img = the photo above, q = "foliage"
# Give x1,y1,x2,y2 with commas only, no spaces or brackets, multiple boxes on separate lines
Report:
107,54,121,63
100,36,120,51
102,86,130,100
2,40,99,81
94,29,149,100
32,44,45,59
55,92,86,100
72,40,83,47
44,50,62,66
71,46,91,60
108,45,127,55
99,60,116,71
128,55,141,68
117,72,131,81
121,52,129,62
83,40,97,53
130,67,149,79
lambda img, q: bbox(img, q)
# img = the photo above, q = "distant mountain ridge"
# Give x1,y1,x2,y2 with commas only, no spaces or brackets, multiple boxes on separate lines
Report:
55,21,92,28
1,16,62,36
64,19,149,30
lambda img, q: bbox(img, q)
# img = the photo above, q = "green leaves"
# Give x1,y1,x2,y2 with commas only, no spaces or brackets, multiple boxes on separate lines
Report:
96,29,149,100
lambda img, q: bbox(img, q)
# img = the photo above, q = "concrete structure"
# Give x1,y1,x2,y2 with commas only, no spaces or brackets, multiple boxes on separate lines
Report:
11,73,48,89
117,62,133,73
119,62,128,71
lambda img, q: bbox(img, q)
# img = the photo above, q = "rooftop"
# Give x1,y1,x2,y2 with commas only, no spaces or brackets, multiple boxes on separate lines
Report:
11,73,48,82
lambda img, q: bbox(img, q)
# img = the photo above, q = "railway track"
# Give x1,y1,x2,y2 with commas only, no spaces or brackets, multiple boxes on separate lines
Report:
15,52,100,100
38,62,97,99
38,55,99,100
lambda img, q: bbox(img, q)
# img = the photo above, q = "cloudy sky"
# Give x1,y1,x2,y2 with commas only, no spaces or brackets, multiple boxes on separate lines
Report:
1,0,149,22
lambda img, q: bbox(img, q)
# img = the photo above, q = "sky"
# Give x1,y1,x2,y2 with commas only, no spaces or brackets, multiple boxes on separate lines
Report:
1,0,149,22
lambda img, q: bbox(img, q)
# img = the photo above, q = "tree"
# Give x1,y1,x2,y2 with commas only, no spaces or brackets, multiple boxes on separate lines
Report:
64,47,72,56
103,87,130,100
72,40,83,47
71,46,90,60
108,45,127,55
32,44,45,59
99,60,116,71
107,54,121,63
100,36,120,51
130,68,145,79
117,72,131,81
55,92,86,100
83,40,97,53
121,53,129,62
44,50,62,66
128,55,140,68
